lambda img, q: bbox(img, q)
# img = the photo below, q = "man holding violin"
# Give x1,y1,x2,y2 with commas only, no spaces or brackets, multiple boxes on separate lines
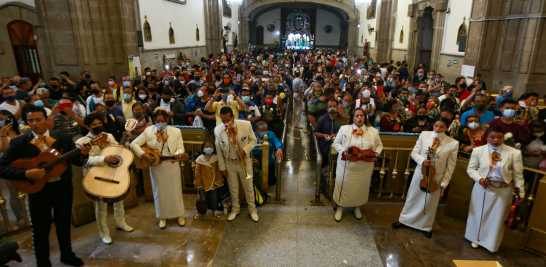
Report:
465,125,524,252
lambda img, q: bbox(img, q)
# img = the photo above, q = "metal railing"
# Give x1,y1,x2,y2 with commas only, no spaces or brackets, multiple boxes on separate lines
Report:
271,97,291,204
0,183,31,237
311,132,324,206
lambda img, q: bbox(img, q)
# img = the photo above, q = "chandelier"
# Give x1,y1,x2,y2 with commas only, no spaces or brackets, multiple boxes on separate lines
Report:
355,0,371,11
226,0,242,9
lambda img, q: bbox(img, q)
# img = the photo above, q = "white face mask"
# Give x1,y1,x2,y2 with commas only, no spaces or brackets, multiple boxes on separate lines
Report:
139,94,147,99
468,122,479,130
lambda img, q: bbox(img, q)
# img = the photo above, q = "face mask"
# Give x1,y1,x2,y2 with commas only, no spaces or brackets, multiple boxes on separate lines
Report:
317,68,322,72
342,102,348,108
263,71,269,75
249,61,253,63
194,76,200,81
223,79,230,84
460,83,467,89
421,88,427,93
250,70,256,74
393,108,400,113
146,72,151,76
533,132,545,138
50,85,59,90
467,122,479,130
151,76,156,80
40,83,46,87
123,94,132,101
165,81,169,86
105,100,115,107
387,78,393,82
133,111,143,118
84,74,91,80
475,104,486,111
108,81,115,86
136,93,147,100
156,122,168,131
123,81,130,87
418,73,424,78
91,126,106,135
259,132,266,138
408,87,414,93
203,148,214,154
285,64,289,67
337,65,341,69
92,89,100,95
162,98,171,103
400,95,408,101
518,100,527,108
265,99,273,105
328,108,337,114
224,121,233,128
242,96,250,103
429,75,435,79
503,109,515,119
197,90,204,98
487,106,495,112
221,95,228,102
417,115,427,121
34,100,44,107
185,63,190,66
435,78,441,82
5,95,16,102
506,92,513,97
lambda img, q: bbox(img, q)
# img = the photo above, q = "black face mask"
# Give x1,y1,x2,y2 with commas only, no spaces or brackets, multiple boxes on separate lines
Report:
215,75,221,80
91,126,106,135
62,79,68,83
105,100,115,107
250,70,256,74
84,74,91,80
487,106,495,111
162,98,171,103
194,76,200,81
417,115,428,121
92,89,100,95
60,111,67,115
148,88,155,92
460,83,467,89
51,85,59,90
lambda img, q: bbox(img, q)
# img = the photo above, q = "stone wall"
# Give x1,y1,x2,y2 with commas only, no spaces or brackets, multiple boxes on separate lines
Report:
391,49,407,64
139,46,208,72
436,53,465,86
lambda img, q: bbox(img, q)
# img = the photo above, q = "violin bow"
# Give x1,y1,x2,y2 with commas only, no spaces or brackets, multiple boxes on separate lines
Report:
338,132,353,203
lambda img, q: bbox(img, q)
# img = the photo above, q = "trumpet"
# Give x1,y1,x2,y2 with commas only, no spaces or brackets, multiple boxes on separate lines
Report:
230,140,253,180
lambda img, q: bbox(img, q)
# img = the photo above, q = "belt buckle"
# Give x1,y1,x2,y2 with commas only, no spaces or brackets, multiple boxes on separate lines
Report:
235,156,241,161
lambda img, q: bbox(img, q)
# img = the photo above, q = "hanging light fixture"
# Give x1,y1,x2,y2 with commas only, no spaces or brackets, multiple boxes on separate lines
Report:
226,0,242,9
355,0,372,12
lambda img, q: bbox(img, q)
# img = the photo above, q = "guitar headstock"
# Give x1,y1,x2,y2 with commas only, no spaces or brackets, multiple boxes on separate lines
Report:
514,187,521,199
125,118,139,132
90,133,108,146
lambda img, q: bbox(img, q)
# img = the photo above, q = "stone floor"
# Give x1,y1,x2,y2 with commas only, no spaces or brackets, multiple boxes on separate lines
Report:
4,111,546,267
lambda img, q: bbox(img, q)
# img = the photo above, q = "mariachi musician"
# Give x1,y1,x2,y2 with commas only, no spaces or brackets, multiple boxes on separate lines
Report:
332,108,383,222
465,125,524,252
392,118,459,238
0,106,90,267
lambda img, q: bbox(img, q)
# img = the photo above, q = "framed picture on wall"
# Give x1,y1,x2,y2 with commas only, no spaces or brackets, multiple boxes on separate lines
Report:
166,0,186,4
223,0,232,18
367,0,376,19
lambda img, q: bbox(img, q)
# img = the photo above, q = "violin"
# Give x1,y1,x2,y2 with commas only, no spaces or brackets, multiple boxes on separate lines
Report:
505,187,521,230
419,138,440,194
341,147,392,162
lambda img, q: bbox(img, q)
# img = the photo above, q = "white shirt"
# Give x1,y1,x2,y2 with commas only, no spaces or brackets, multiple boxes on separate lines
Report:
86,95,105,114
0,101,21,122
438,94,461,106
380,68,387,79
487,144,503,181
32,129,51,151
160,98,173,112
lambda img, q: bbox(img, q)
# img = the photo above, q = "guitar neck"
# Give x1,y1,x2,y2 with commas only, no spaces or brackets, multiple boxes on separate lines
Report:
43,144,87,169
120,132,129,145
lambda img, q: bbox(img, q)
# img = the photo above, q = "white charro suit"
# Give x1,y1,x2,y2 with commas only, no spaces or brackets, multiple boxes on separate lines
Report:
214,120,258,214
465,144,524,252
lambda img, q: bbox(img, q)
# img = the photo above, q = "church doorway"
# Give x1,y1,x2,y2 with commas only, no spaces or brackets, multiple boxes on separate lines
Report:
419,7,434,73
256,26,264,45
7,20,43,83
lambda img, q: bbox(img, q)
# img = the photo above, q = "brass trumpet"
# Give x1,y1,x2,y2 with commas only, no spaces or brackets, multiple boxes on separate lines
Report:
230,140,253,179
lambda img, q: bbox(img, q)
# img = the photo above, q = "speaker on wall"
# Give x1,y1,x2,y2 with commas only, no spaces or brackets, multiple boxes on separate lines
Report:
458,35,466,52
137,30,144,47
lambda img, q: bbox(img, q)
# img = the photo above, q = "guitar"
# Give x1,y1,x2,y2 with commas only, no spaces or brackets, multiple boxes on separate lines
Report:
82,119,138,203
10,133,107,194
134,147,189,169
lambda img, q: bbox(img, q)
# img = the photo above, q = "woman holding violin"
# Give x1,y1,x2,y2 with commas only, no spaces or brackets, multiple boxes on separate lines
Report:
392,118,459,238
332,108,384,222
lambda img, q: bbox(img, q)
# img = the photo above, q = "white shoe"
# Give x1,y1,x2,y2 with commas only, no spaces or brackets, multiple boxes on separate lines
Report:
471,242,479,249
114,201,134,232
354,207,362,220
250,213,259,222
177,216,185,226
159,219,167,229
228,212,239,221
101,236,113,244
116,221,134,232
335,207,343,222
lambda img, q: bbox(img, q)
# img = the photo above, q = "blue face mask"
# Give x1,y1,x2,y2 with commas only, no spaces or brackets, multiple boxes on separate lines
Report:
259,132,266,138
506,92,513,98
418,73,424,78
337,65,341,69
185,63,190,66
203,148,214,154
34,100,44,107
435,78,441,82
342,102,348,108
0,121,3,127
242,96,250,103
421,88,427,93
156,122,168,131
40,83,46,87
123,94,132,101
5,95,16,102
503,109,515,119
249,61,253,63
408,87,414,93
123,81,131,87
165,81,169,86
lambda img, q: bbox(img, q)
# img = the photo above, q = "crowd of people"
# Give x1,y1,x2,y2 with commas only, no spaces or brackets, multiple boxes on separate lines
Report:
0,48,544,266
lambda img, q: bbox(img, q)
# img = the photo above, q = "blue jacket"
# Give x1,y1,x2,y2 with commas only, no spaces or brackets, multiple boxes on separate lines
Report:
252,131,283,165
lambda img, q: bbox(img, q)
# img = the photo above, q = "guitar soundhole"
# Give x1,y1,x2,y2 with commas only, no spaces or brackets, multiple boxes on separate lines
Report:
108,156,123,168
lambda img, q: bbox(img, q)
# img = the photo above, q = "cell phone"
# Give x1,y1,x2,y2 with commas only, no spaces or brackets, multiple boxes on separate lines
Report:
376,86,383,94
58,103,73,111
515,110,524,117
4,116,12,125
168,76,174,82
220,88,230,94
39,75,45,79
237,74,241,82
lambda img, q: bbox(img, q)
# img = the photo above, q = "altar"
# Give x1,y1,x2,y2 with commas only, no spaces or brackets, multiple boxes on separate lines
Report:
282,10,314,50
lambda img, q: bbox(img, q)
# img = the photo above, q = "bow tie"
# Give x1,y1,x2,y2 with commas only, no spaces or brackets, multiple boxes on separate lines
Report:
96,138,111,149
353,128,363,138
490,150,502,167
225,126,237,143
31,135,56,150
156,131,169,143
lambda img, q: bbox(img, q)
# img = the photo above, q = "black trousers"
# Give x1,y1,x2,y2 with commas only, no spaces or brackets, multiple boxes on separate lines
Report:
28,181,75,265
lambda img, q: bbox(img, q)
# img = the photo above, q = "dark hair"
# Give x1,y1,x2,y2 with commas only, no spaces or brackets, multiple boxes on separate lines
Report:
0,110,20,135
220,106,233,118
201,138,216,154
132,102,145,111
153,109,169,123
455,77,465,84
487,125,505,135
162,88,173,96
440,107,455,115
83,113,104,126
349,108,370,126
24,105,47,120
500,98,517,107
449,84,458,91
323,88,335,97
415,104,427,113
327,99,338,105
387,99,399,111
60,71,70,77
1,87,14,95
435,117,451,128
466,113,481,123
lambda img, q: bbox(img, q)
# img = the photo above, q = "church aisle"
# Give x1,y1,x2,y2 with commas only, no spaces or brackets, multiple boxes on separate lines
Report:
210,112,383,267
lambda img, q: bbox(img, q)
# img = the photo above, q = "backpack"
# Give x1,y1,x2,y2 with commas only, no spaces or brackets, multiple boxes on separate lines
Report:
253,184,270,206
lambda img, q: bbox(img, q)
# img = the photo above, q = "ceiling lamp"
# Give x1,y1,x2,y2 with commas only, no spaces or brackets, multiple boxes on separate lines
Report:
355,0,372,12
226,0,242,9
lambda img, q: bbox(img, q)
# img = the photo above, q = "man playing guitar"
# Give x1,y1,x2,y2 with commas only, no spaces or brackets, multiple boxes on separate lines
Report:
0,106,91,267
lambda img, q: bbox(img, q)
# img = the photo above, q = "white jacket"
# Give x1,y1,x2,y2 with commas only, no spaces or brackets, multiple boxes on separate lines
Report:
130,125,185,158
75,133,119,166
467,144,525,198
411,131,459,188
214,120,257,171
333,124,383,155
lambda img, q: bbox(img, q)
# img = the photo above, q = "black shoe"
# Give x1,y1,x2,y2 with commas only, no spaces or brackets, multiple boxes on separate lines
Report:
423,231,433,238
60,256,84,266
36,260,52,267
392,221,403,229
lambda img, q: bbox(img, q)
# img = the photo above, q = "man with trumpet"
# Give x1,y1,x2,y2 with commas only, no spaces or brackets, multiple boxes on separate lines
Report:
214,106,259,222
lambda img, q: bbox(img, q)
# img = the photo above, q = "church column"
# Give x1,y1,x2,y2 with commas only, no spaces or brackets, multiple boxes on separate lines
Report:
375,0,394,62
347,19,359,56
386,0,398,61
239,18,250,52
340,22,349,49
406,3,420,68
204,0,222,55
430,1,448,72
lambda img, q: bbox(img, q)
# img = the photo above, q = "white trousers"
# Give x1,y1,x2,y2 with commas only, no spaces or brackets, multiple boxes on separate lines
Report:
293,99,302,127
225,159,257,214
95,201,126,237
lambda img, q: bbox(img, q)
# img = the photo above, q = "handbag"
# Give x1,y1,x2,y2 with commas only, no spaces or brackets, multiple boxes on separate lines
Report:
195,189,208,215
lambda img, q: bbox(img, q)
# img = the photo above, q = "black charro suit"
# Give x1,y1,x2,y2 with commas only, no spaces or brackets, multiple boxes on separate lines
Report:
0,131,87,266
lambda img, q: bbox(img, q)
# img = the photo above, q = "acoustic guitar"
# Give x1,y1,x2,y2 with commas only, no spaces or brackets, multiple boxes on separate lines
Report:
134,147,189,169
10,133,107,194
82,119,138,203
